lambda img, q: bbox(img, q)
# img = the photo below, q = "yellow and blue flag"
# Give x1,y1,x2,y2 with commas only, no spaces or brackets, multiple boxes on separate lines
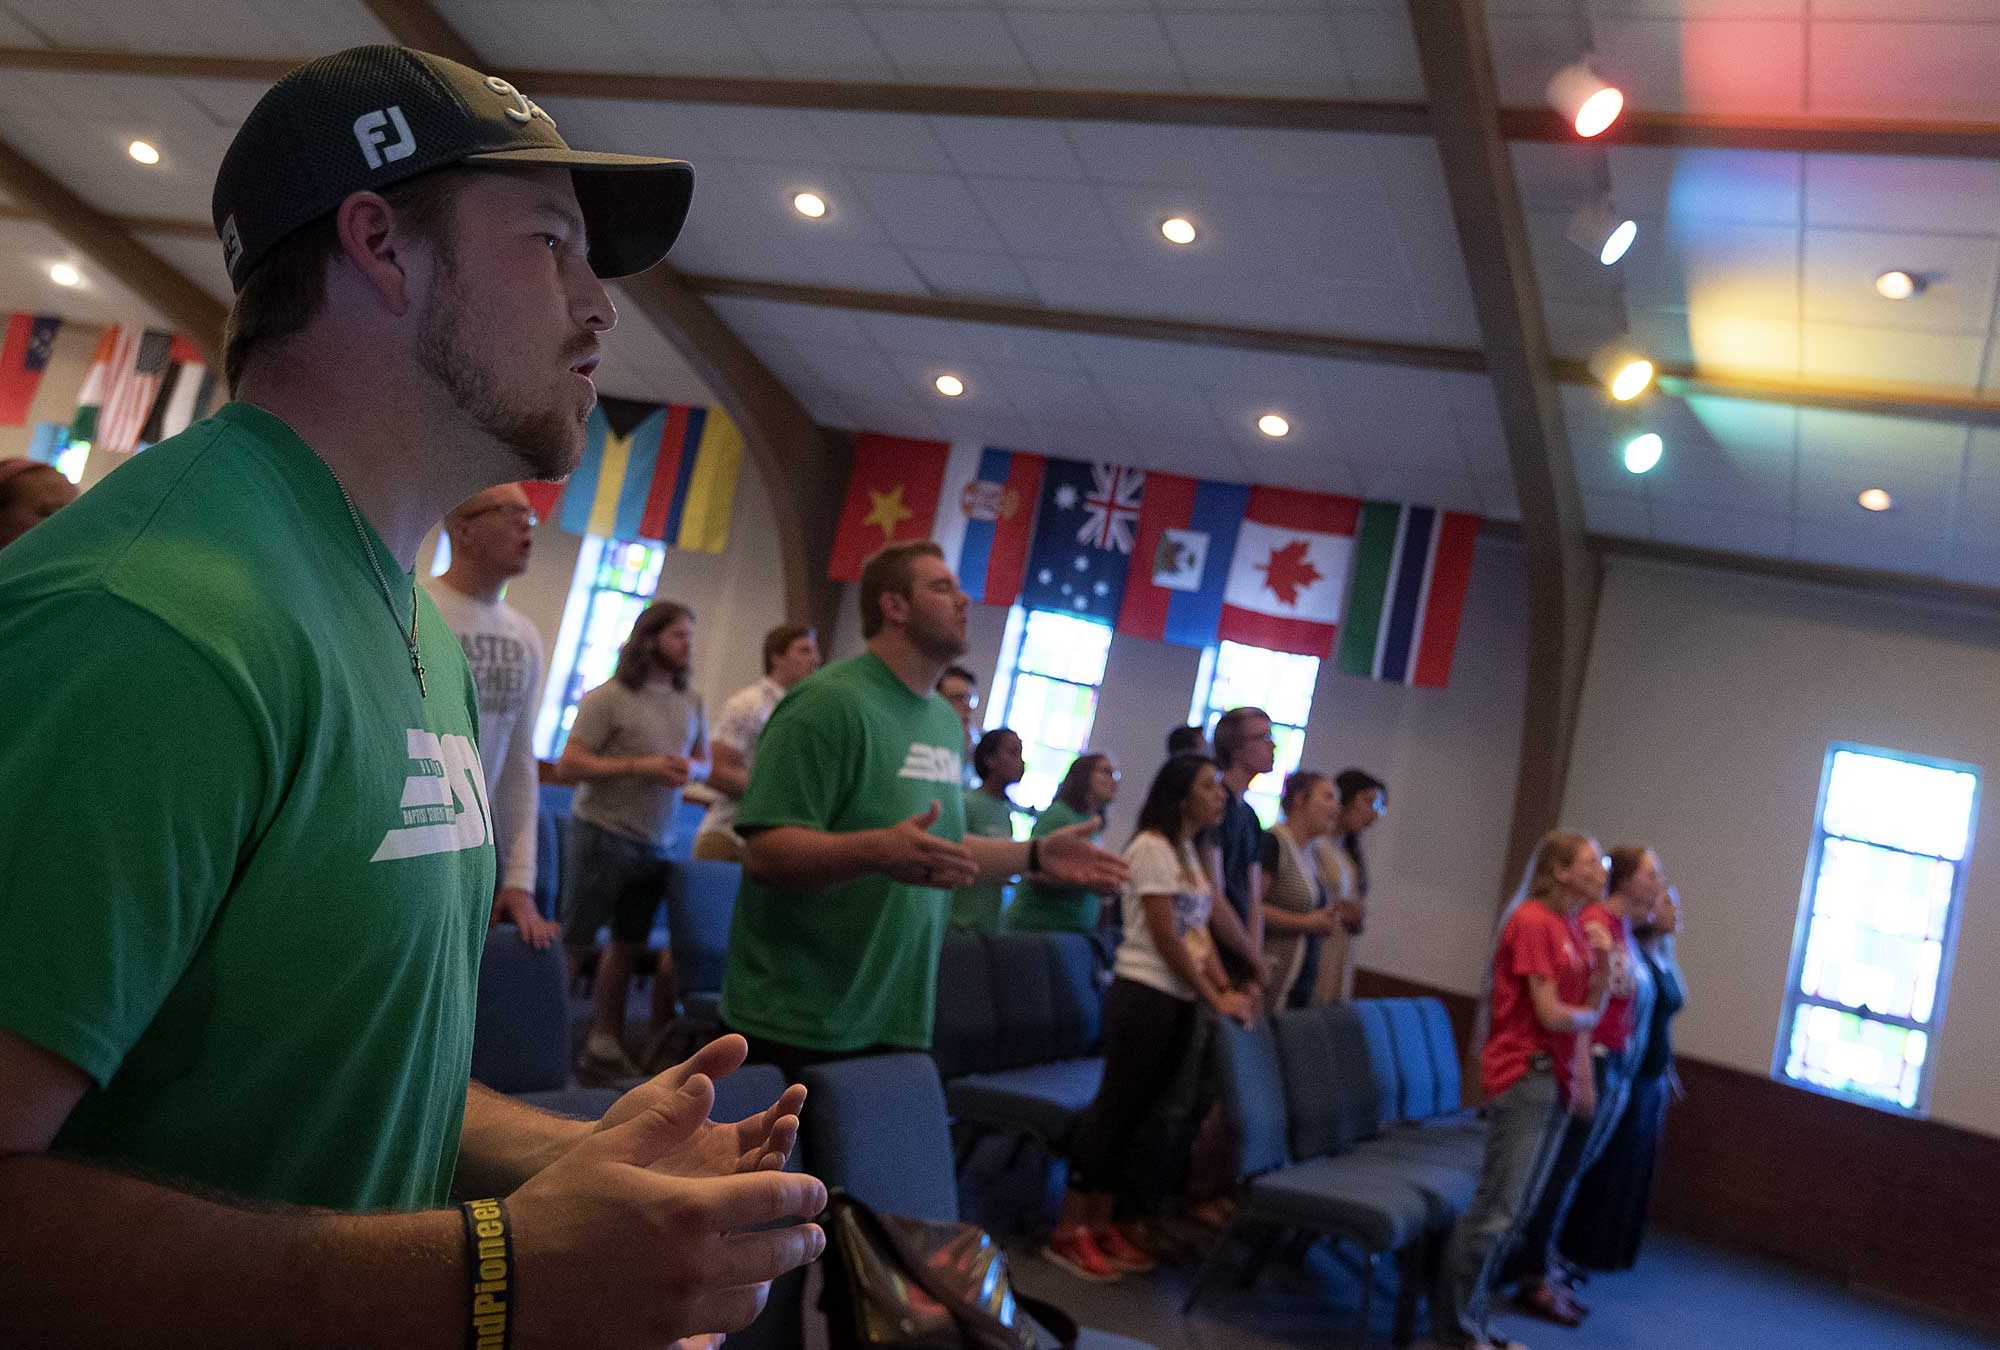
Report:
558,396,744,552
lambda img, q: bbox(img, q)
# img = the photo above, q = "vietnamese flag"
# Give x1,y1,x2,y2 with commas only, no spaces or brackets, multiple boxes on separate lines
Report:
828,432,951,582
1117,472,1249,649
1216,486,1362,658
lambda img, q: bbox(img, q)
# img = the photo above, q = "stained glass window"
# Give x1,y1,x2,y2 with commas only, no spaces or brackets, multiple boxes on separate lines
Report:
985,607,1113,815
1191,641,1320,825
535,536,666,757
1776,744,1977,1115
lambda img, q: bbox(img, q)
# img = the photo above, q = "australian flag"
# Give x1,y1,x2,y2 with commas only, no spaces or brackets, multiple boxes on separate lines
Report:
1019,458,1145,624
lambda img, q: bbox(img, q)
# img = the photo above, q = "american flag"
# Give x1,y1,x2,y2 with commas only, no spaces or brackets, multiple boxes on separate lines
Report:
97,328,175,455
1076,463,1144,553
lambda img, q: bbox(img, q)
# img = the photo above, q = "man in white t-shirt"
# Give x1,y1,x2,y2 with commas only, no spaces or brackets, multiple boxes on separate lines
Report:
426,483,560,946
691,624,820,862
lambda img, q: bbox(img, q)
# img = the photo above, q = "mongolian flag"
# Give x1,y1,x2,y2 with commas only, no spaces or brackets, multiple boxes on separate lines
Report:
1335,502,1480,688
828,432,951,582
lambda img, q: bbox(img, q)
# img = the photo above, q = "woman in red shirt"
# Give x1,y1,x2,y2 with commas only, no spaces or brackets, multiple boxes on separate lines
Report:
1427,829,1611,1350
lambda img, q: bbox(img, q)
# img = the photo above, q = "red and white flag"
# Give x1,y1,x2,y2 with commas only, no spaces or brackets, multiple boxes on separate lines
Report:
1217,485,1363,658
97,328,175,455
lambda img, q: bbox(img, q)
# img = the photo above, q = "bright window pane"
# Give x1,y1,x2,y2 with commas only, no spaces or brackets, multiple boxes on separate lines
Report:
1778,744,1977,1116
548,538,667,755
995,607,1112,815
1822,749,1977,860
1193,641,1319,827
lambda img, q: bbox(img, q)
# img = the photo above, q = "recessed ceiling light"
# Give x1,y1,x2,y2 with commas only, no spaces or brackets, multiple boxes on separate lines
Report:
1858,488,1893,512
935,374,965,397
1589,341,1655,402
792,192,828,219
1567,202,1638,266
1257,413,1290,438
48,263,81,287
1161,217,1198,245
127,140,160,165
1547,62,1624,139
1623,432,1663,475
1875,270,1924,300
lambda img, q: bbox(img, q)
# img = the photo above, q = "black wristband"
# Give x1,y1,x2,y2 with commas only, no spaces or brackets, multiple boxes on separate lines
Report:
1028,838,1042,873
462,1198,513,1350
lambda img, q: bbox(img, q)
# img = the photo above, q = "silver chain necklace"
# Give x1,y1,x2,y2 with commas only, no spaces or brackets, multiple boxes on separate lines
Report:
321,460,427,699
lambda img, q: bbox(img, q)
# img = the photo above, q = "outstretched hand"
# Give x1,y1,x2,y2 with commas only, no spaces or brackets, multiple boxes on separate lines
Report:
595,1035,806,1179
1037,820,1129,891
874,802,979,889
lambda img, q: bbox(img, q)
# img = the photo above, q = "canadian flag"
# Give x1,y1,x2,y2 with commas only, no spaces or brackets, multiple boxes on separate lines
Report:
1217,486,1363,658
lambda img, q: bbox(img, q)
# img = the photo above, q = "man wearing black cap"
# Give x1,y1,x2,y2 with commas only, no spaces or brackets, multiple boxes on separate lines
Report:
0,46,823,1347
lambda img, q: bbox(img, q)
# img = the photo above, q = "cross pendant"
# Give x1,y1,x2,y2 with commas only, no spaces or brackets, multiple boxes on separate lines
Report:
410,644,428,699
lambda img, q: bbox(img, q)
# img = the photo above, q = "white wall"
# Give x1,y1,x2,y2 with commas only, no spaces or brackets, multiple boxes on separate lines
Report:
1562,557,2000,1139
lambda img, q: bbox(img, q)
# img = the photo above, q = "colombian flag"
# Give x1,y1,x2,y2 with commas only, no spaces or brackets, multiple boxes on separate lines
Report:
557,396,744,552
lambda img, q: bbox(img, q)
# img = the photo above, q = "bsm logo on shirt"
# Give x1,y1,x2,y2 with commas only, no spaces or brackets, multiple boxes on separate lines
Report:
897,743,963,785
372,728,494,862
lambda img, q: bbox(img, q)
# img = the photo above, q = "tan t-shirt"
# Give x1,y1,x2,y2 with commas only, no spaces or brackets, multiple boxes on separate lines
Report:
569,678,705,849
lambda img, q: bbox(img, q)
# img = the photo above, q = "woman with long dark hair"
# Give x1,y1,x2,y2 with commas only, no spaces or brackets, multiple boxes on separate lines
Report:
1008,752,1119,933
1561,863,1687,1272
1042,753,1252,1282
1429,829,1611,1350
950,728,1025,933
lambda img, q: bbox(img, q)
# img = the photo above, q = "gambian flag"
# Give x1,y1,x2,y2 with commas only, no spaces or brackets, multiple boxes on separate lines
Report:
1334,502,1481,688
931,444,1044,606
827,432,951,582
557,396,745,552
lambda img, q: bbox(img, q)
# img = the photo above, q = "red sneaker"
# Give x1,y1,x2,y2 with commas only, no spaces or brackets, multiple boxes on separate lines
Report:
1042,1227,1121,1282
1095,1224,1156,1274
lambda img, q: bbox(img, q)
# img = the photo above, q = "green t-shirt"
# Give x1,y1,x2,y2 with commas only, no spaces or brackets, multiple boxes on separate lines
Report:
950,789,1017,934
1005,799,1104,933
720,652,967,1051
0,403,493,1213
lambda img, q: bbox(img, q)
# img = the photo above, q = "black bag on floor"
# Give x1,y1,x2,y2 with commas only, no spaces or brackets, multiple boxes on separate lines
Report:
819,1190,1078,1350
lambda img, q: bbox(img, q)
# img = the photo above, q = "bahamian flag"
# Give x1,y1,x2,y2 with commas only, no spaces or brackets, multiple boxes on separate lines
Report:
558,396,744,552
1334,501,1481,688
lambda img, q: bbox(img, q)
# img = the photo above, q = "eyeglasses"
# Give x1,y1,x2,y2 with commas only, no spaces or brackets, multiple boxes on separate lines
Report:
462,504,540,527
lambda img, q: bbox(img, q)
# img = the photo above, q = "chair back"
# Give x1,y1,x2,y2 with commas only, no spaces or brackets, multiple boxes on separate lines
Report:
1210,1018,1291,1179
668,859,740,993
801,1054,960,1224
470,928,569,1093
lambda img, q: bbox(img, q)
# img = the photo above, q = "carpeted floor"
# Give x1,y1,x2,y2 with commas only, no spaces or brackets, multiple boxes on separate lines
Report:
1005,1223,2000,1350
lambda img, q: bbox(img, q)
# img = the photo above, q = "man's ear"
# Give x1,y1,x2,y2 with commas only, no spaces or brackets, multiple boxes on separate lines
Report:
332,191,419,316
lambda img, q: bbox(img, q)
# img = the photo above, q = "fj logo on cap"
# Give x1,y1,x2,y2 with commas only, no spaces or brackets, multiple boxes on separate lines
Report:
353,106,416,171
220,214,243,276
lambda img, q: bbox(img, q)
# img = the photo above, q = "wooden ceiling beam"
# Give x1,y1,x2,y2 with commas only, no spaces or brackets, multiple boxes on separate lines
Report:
1408,0,1600,898
0,137,225,363
357,0,849,634
8,43,2000,157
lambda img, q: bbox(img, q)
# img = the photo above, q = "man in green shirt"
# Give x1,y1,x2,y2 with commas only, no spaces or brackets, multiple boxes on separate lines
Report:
720,542,1130,1082
0,46,821,1347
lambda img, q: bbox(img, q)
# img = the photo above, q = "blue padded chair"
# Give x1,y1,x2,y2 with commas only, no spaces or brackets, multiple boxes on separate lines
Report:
537,780,576,817
534,806,563,921
668,859,740,995
1195,1016,1432,1348
930,928,999,1081
472,926,570,1094
941,932,1106,1148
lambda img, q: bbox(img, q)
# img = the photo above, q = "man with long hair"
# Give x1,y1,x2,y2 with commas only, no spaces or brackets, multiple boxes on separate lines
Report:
559,600,710,1080
0,48,819,1345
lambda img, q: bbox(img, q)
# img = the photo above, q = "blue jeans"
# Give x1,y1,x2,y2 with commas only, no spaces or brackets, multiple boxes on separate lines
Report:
1434,1067,1568,1345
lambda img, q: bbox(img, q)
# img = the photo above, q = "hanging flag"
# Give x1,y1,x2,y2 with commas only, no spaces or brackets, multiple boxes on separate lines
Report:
69,326,127,446
1335,502,1481,688
641,404,744,553
137,336,209,447
1019,459,1145,624
1216,486,1361,658
1117,472,1250,648
519,479,564,519
828,432,951,582
931,443,1045,606
97,329,174,455
560,395,666,540
0,314,62,426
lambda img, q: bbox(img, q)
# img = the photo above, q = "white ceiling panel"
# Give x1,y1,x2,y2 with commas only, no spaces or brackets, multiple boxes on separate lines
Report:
848,169,1008,252
1621,219,1801,318
596,4,767,78
486,2,655,72
805,112,959,175
1953,428,2000,548
1593,17,1807,116
1810,21,2000,119
1793,517,1948,576
904,248,1039,301
1008,12,1188,92
0,218,171,329
1583,491,1652,539
928,117,1087,182
589,308,717,408
1608,147,1803,228
1805,155,2000,234
1801,323,1986,389
1356,462,1484,515
972,179,1128,262
862,10,1039,87
1474,474,1521,521
1944,541,2000,590
1160,12,1351,98
1334,11,1424,100
1794,411,1967,530
137,233,231,304
1802,229,2000,335
733,6,900,80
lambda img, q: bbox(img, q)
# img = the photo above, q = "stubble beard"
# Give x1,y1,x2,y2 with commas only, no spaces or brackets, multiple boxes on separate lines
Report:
415,255,585,482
